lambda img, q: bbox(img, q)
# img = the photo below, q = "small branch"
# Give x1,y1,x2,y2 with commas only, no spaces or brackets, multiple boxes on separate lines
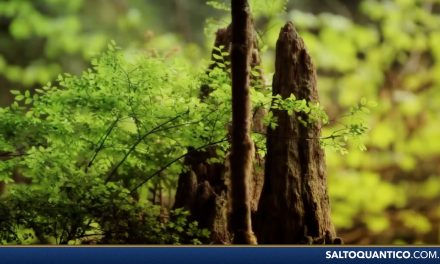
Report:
86,116,121,172
121,66,144,138
207,107,228,143
319,128,348,140
0,151,29,162
78,218,94,240
0,152,25,158
105,111,189,183
77,233,104,239
129,137,229,194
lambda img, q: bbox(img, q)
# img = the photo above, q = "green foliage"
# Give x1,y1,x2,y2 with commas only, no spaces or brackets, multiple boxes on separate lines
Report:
321,99,374,154
207,0,288,15
0,0,208,110
207,1,230,11
0,0,103,87
204,0,288,56
0,46,221,244
0,184,209,244
330,171,406,232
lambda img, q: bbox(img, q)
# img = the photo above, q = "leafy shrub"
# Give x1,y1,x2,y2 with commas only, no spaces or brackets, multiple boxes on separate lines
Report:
0,45,218,244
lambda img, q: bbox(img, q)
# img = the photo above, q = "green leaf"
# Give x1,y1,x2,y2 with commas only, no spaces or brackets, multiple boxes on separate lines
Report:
212,53,223,60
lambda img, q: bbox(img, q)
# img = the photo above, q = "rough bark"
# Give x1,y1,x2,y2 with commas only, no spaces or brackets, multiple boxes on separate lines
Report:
229,0,257,244
256,22,338,244
173,147,231,244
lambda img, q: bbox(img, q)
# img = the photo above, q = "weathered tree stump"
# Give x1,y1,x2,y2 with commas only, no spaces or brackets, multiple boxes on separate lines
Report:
256,22,337,244
173,147,231,243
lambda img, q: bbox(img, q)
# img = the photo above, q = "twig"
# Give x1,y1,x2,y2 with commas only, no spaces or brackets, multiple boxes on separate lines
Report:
0,151,28,160
105,111,189,183
129,137,229,194
85,116,121,172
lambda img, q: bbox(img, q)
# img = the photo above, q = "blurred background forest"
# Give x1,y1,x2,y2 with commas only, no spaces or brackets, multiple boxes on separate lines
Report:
0,0,439,244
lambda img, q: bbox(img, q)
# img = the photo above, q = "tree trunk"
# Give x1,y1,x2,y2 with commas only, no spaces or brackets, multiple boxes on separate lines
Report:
205,25,265,217
173,24,265,244
229,0,257,244
256,22,338,244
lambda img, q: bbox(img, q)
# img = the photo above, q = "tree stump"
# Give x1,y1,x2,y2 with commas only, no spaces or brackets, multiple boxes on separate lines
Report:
256,22,337,244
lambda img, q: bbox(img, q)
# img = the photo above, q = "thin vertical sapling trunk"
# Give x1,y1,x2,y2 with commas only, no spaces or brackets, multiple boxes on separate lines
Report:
230,0,257,244
173,25,265,244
